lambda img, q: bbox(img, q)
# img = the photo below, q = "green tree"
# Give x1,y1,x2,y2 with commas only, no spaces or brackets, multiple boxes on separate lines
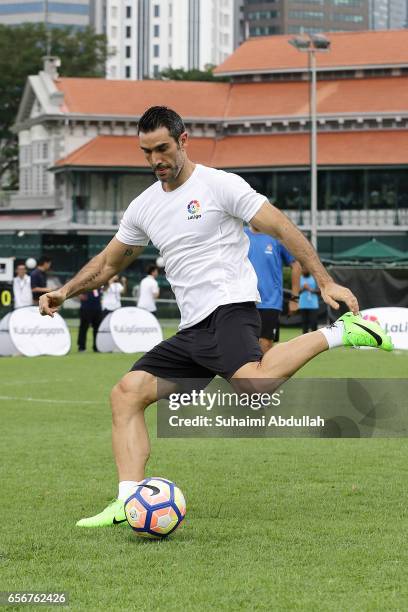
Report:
157,65,228,82
0,23,110,188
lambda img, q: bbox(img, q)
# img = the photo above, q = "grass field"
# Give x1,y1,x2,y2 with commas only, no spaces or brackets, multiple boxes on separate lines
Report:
1,325,408,611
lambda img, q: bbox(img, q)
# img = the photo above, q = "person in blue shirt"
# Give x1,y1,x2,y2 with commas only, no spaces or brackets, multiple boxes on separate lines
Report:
299,267,320,333
245,225,301,353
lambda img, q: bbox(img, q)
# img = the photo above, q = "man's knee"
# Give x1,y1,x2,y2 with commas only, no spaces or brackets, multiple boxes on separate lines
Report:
111,370,157,412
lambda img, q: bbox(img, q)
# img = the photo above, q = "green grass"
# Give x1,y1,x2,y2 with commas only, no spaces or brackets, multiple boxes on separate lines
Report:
1,326,408,610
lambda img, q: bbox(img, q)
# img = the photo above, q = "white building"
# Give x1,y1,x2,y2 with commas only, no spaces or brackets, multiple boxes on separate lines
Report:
370,0,407,29
106,0,240,80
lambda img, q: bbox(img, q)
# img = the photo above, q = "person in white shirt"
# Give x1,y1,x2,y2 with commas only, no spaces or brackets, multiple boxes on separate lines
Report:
137,265,160,313
101,275,124,317
12,263,32,309
38,106,391,529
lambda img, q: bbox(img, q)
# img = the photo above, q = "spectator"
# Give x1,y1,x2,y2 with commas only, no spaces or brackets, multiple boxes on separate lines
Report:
299,267,320,334
137,265,160,313
30,256,52,304
101,275,125,318
78,289,102,353
12,262,32,309
245,225,301,353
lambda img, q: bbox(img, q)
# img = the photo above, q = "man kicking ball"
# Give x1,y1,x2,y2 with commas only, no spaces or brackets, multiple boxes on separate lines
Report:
39,106,393,527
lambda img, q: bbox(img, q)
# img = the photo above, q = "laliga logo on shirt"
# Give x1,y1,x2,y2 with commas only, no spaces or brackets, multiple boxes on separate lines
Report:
187,200,202,220
265,243,273,254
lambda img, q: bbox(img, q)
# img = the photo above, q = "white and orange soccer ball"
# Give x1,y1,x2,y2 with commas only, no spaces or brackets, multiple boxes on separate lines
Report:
124,477,186,539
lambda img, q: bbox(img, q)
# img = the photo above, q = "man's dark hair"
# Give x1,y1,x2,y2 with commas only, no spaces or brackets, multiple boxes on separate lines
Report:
147,265,159,275
38,256,51,266
138,106,185,142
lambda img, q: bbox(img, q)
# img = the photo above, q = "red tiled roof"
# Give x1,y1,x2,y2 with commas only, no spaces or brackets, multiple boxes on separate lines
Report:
225,77,408,117
54,135,216,168
53,131,408,170
56,78,230,117
215,30,408,75
54,75,408,118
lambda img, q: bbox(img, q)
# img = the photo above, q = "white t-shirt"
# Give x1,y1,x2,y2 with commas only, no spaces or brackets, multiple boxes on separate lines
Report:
137,275,159,312
116,164,265,329
102,282,123,311
13,275,33,308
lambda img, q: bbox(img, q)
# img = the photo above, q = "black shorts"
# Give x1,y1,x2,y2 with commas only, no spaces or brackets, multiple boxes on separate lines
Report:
259,308,280,342
131,302,262,382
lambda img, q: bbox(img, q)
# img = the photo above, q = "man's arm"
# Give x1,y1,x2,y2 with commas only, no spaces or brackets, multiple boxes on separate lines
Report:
288,260,301,315
39,238,144,316
250,202,359,313
289,260,301,297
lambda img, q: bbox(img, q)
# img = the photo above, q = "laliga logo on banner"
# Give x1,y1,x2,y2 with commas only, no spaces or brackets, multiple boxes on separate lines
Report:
363,314,379,323
113,325,159,335
13,325,65,337
0,306,71,357
361,307,408,350
97,307,163,353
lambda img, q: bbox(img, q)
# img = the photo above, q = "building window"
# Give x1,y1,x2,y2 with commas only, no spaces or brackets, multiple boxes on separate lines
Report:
333,12,364,21
168,43,172,57
153,44,159,57
333,0,362,5
110,65,117,78
154,4,160,17
126,45,131,58
288,10,324,20
126,5,131,18
154,24,160,37
126,25,131,38
153,64,160,77
247,10,279,19
42,165,49,194
111,5,117,18
249,25,279,35
169,3,172,17
111,26,117,38
288,25,321,33
125,66,131,78
169,23,172,36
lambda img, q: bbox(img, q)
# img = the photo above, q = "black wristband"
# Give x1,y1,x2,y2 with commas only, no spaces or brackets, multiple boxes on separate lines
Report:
289,294,299,302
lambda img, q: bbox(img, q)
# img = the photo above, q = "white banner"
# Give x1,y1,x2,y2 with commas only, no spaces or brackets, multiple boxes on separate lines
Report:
0,306,71,357
96,307,163,353
361,307,408,351
0,258,14,282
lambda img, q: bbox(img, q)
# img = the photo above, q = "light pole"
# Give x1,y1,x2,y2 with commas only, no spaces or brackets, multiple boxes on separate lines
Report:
288,34,330,250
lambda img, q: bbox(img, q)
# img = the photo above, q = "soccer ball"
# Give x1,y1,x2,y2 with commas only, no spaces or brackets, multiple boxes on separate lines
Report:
124,477,186,539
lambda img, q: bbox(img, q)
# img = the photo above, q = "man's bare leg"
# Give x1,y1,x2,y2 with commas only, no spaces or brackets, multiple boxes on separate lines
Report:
233,330,328,383
111,370,158,482
77,369,165,526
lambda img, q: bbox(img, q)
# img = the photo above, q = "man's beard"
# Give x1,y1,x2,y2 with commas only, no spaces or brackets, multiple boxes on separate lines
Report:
154,157,184,183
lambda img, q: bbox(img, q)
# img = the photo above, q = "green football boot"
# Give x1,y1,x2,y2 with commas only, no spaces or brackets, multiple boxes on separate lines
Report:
76,499,127,528
338,312,393,351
